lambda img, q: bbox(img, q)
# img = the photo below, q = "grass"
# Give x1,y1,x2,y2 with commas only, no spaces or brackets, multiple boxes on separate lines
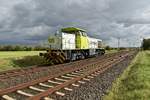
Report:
0,50,118,72
0,51,46,72
105,50,118,54
0,51,42,59
104,51,150,100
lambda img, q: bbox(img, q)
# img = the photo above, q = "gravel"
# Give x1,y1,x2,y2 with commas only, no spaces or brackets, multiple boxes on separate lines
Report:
52,53,136,100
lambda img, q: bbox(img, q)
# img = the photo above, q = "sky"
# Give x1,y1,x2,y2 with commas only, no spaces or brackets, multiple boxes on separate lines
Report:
0,0,150,47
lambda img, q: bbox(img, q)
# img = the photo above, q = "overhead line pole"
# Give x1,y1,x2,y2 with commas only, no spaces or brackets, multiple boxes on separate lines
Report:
117,37,120,51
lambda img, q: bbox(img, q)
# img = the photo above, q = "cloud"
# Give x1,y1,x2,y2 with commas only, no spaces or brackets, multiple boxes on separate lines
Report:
0,0,150,47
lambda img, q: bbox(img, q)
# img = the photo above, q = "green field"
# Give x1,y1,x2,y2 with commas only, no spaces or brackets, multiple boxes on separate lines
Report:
0,50,117,72
104,51,150,100
0,51,46,72
0,51,43,59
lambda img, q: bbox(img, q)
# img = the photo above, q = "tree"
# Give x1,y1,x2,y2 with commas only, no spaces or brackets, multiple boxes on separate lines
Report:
105,46,111,50
142,39,150,50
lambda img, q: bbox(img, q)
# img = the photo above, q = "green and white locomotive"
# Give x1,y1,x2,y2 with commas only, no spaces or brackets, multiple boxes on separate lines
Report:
40,27,105,64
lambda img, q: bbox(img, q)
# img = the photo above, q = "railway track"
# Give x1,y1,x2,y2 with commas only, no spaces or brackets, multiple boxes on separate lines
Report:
0,51,125,81
0,51,136,100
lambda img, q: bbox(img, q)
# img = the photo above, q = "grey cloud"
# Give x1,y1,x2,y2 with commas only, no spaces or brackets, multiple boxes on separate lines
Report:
0,0,150,47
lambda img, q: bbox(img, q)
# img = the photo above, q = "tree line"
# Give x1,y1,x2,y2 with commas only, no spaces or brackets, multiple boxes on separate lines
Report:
0,45,47,51
142,38,150,50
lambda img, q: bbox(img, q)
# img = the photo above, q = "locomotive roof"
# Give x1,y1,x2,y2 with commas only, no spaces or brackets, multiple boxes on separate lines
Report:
61,27,86,33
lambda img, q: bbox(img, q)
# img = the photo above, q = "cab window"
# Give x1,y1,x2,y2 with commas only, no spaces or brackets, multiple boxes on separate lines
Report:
76,31,82,36
81,32,87,37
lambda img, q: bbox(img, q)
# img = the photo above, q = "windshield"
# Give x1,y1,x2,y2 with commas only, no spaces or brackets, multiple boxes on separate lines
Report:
81,32,87,37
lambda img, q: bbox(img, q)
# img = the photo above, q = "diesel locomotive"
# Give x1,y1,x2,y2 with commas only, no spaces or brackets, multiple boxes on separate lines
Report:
40,27,105,64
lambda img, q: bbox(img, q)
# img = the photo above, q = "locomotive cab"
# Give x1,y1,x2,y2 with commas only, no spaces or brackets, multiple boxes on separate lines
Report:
61,27,89,50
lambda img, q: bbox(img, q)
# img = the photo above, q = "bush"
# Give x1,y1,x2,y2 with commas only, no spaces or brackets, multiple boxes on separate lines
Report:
0,45,47,51
105,46,111,50
142,39,150,50
12,56,48,67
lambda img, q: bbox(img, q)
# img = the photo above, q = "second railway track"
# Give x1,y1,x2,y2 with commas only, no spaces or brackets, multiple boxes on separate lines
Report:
0,51,137,100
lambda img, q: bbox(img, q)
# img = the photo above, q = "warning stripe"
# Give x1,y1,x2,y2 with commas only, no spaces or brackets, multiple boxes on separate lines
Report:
60,54,65,61
42,50,67,64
